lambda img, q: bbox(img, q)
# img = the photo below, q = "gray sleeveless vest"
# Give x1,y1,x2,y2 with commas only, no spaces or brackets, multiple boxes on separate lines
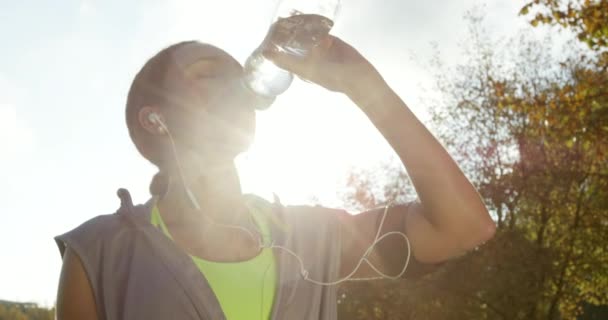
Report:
55,189,344,320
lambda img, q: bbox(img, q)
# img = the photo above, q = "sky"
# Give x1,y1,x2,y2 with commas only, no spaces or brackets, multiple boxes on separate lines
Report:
0,0,534,306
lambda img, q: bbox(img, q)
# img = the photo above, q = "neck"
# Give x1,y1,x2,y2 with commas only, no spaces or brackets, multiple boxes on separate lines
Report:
157,161,249,228
154,161,263,261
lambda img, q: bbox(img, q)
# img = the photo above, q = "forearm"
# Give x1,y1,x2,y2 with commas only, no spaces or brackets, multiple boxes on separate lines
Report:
346,77,495,239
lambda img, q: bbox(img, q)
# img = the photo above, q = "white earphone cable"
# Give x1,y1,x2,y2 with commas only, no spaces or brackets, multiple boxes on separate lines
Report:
153,113,411,285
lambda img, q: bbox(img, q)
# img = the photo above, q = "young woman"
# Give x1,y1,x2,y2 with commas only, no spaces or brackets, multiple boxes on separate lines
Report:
55,36,495,320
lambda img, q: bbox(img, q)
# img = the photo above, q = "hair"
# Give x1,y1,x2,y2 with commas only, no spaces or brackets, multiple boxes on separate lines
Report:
125,41,196,196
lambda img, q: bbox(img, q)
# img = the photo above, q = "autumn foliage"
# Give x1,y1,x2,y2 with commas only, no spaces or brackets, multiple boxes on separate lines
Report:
520,0,608,51
338,2,607,319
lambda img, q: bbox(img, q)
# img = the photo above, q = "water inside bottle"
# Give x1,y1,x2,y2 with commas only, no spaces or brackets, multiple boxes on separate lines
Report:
242,13,334,103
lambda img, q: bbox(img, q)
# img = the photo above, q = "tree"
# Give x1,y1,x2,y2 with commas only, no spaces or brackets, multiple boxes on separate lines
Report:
430,9,607,318
337,7,607,320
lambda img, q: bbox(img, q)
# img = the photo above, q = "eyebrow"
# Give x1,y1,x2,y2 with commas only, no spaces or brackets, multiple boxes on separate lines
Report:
184,59,220,76
172,46,221,69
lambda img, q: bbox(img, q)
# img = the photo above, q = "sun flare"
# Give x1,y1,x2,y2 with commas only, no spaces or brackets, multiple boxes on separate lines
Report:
236,81,391,205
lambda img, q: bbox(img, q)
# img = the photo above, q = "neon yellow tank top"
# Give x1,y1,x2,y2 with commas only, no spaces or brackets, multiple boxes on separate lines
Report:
150,196,276,320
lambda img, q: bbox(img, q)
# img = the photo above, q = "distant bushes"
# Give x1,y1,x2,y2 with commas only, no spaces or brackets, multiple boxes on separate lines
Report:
0,301,53,320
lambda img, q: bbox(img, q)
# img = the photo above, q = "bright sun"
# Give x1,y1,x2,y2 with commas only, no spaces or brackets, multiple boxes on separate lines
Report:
236,81,392,205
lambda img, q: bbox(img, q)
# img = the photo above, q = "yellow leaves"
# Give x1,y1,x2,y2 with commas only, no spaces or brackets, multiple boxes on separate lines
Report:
566,138,575,149
582,139,592,151
519,3,533,16
522,0,608,51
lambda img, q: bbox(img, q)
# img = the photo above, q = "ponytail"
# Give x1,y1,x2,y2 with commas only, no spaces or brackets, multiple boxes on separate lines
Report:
149,171,169,197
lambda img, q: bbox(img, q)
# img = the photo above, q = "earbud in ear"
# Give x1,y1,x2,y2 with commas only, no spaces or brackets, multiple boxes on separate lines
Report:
149,113,160,124
148,113,167,134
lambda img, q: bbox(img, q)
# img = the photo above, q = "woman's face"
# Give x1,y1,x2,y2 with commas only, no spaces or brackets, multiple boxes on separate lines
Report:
163,42,257,163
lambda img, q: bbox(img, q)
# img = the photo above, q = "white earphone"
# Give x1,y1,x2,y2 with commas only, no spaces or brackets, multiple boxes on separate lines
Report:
148,112,167,134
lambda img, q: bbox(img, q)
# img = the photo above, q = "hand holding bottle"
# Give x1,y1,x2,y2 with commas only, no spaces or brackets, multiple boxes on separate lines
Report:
242,0,342,109
263,33,384,97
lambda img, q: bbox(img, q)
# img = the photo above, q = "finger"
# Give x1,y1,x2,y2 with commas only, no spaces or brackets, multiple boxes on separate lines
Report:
320,35,335,51
307,35,332,62
263,48,313,76
262,48,292,70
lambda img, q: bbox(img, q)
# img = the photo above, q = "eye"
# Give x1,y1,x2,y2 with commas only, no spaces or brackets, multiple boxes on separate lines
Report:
194,70,221,79
195,64,240,81
185,60,220,79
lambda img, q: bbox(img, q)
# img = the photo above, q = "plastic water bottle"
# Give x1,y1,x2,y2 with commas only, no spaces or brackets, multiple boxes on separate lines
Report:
243,0,341,109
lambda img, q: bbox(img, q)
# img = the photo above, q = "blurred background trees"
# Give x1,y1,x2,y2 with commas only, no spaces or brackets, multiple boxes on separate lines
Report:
0,301,53,320
338,1,607,319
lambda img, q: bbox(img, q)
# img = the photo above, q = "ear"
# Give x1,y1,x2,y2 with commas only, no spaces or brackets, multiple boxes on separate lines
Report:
138,106,166,135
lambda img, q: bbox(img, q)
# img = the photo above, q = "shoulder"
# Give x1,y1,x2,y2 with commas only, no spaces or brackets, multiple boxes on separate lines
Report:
54,201,151,258
54,213,125,257
278,204,351,247
244,194,348,230
63,213,127,237
281,203,350,225
54,212,127,319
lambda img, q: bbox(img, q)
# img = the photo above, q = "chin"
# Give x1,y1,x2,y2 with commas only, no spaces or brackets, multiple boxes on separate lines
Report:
212,139,254,160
